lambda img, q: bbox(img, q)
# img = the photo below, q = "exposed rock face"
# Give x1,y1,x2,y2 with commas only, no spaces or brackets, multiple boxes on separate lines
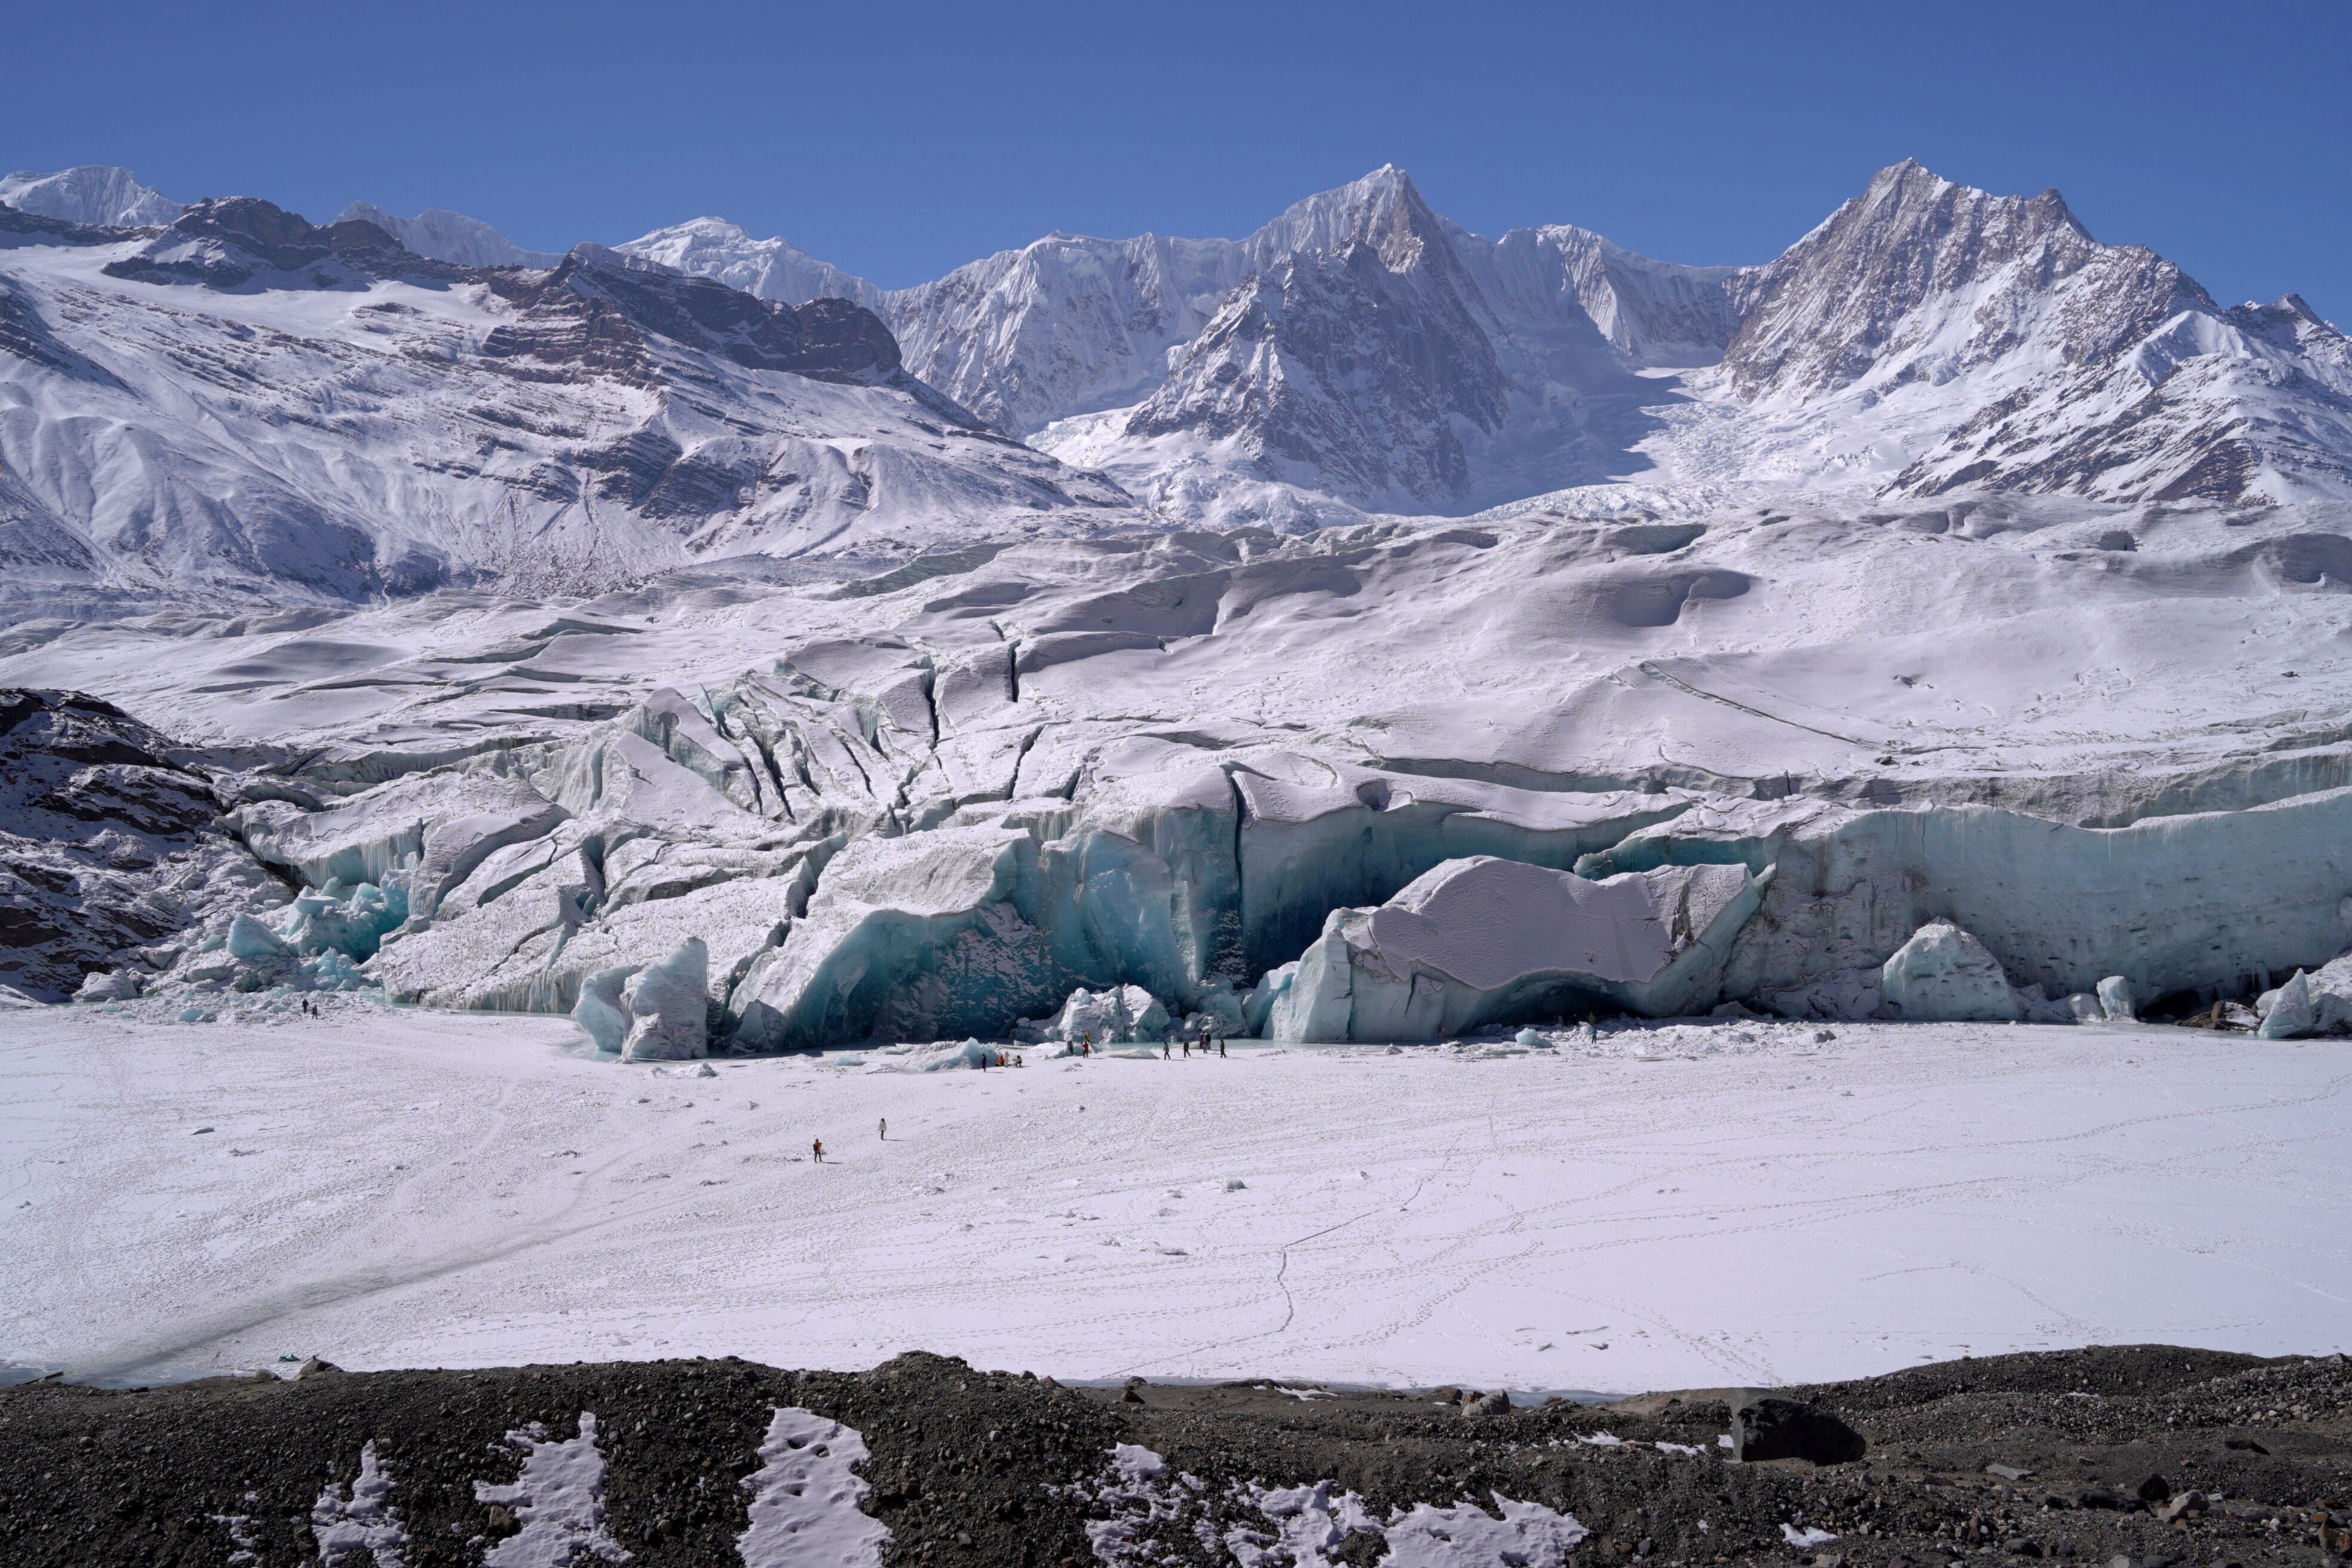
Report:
484,245,904,385
642,160,2352,520
1260,856,1763,1042
1877,920,2020,1022
0,689,274,1002
1123,217,1511,508
100,197,456,291
1726,161,2352,506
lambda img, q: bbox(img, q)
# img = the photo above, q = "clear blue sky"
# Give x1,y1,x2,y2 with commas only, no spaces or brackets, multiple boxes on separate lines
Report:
7,0,2346,320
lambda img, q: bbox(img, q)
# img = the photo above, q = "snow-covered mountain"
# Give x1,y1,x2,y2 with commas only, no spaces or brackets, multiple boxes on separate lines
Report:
0,165,184,228
633,161,2352,519
333,201,563,269
616,216,886,314
1714,160,2352,502
5,157,2352,608
0,196,1134,611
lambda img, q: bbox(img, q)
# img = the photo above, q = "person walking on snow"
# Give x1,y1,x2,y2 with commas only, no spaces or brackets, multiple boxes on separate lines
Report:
812,1138,824,1164
878,1117,886,1141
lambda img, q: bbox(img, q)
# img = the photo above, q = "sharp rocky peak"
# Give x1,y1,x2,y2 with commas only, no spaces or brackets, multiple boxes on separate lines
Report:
1721,160,2201,401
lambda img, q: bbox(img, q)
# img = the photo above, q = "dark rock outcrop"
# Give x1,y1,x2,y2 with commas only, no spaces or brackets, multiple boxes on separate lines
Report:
0,690,274,1001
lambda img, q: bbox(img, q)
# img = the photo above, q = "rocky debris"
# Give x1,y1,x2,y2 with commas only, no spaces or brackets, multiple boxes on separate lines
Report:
5,1345,2350,1567
1879,920,2022,1022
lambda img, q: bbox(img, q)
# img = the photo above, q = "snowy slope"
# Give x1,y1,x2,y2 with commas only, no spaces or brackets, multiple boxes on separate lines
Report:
0,164,183,228
0,196,1138,612
333,201,564,268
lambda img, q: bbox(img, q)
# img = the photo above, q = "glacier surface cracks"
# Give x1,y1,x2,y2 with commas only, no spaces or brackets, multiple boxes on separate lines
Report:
13,490,2352,1047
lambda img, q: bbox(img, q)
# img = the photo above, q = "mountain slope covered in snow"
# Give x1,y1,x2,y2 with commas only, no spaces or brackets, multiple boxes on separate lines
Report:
5,158,2352,603
630,161,2352,520
0,195,1135,612
0,165,184,228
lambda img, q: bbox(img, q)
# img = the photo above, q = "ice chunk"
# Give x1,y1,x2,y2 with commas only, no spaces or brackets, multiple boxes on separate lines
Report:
1263,856,1764,1042
1045,984,1170,1044
2095,975,2135,1022
1878,920,2020,1022
224,913,292,963
728,825,1052,1051
620,938,709,1062
572,967,634,1054
2259,969,2316,1039
275,876,409,960
73,969,140,1003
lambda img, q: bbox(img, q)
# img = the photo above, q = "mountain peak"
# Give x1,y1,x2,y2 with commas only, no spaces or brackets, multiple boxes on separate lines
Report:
333,201,560,269
1256,165,1441,271
0,165,183,229
614,219,884,312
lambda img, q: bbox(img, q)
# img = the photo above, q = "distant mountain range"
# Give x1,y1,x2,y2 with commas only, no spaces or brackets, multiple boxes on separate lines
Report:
1,159,2347,607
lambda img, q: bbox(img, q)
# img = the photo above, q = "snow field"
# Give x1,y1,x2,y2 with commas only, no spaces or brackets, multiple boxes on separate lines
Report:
2,1007,2347,1393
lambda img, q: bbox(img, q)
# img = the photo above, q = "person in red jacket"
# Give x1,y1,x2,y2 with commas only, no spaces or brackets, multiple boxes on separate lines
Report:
812,1138,824,1164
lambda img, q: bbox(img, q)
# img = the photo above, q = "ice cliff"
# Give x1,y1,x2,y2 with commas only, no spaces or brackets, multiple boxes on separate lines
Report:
17,492,2352,1046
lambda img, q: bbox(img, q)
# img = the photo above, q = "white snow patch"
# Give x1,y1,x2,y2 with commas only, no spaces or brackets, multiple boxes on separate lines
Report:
475,1413,630,1566
311,1440,408,1566
737,1406,890,1567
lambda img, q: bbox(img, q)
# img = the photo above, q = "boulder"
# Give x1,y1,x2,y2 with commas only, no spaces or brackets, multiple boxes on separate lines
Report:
1878,920,2020,1022
620,938,709,1062
1261,856,1766,1043
1731,1397,1867,1465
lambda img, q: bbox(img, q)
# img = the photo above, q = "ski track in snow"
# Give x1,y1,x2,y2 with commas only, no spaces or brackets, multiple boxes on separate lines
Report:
3,1009,2347,1391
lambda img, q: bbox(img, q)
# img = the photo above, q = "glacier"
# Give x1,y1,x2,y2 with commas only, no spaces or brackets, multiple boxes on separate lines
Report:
12,487,2352,1051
